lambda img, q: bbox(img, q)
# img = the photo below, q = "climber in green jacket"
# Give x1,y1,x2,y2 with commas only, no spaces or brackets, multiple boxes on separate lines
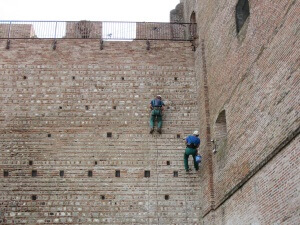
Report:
149,95,165,134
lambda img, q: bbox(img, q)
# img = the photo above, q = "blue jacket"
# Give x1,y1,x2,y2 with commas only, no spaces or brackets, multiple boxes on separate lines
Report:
186,135,200,148
150,99,165,108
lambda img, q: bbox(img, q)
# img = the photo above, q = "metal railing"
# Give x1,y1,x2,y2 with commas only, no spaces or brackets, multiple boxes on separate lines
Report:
0,20,197,41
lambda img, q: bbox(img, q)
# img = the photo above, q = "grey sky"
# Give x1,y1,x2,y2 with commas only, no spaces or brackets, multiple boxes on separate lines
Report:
1,0,180,22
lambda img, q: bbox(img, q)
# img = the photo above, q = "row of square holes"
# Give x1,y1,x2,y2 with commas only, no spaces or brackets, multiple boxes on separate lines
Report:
30,194,106,201
3,170,179,178
17,160,173,166
58,106,174,111
30,194,170,201
23,76,179,81
57,105,116,110
47,133,181,138
58,105,175,111
27,160,173,166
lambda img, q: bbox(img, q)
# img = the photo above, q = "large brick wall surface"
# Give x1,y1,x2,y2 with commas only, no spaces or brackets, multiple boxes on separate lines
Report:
208,136,300,225
0,0,299,224
0,39,202,224
181,0,300,224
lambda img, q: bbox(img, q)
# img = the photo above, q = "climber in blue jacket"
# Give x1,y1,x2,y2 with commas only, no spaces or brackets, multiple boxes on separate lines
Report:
184,130,200,172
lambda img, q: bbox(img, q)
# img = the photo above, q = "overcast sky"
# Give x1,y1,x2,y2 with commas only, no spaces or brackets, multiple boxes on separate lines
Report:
1,0,180,22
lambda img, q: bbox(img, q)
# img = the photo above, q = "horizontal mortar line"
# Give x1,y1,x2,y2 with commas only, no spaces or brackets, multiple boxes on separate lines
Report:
0,180,199,184
0,183,200,187
0,186,198,189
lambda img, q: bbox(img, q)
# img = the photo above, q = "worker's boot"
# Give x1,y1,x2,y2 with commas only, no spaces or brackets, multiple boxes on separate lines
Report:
150,128,154,134
157,128,162,134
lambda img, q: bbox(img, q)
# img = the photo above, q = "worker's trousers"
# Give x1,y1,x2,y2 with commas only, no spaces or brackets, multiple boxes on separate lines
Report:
150,109,162,129
184,147,199,171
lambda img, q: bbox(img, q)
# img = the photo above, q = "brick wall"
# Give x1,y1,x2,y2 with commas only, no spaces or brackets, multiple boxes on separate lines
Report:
135,22,188,40
65,21,102,38
181,0,300,223
0,0,299,223
209,136,300,225
0,24,36,38
0,39,201,224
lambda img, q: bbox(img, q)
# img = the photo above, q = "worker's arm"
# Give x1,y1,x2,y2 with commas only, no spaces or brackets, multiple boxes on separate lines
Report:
184,136,188,145
149,100,153,110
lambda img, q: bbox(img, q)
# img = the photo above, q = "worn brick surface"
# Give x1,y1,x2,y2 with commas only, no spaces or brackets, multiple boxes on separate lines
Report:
0,0,299,224
181,0,300,224
0,40,201,224
209,136,300,225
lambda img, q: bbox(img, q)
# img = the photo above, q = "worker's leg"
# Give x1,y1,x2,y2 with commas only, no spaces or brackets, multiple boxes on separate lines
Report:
184,151,190,171
184,148,194,171
156,110,162,134
157,113,162,129
192,151,199,171
150,111,155,128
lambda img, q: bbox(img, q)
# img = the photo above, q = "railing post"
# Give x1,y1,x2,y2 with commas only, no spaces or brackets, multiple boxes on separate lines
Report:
145,22,150,50
6,21,12,49
100,38,104,50
52,22,57,50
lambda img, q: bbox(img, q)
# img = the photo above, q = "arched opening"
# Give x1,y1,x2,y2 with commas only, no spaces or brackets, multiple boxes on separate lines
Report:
213,110,228,153
236,0,250,34
190,11,197,39
215,110,227,140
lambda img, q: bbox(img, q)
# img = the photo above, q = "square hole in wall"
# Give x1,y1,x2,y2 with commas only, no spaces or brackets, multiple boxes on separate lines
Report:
115,170,120,177
177,134,181,139
165,195,169,200
88,170,93,177
32,195,37,200
59,106,62,109
23,76,27,80
4,170,9,177
107,132,112,138
174,77,178,81
94,161,97,165
32,170,37,177
144,170,150,178
48,134,51,138
101,195,105,200
29,160,33,165
72,76,75,80
113,106,117,110
121,77,124,80
166,161,170,166
173,171,178,177
85,105,89,110
59,170,64,177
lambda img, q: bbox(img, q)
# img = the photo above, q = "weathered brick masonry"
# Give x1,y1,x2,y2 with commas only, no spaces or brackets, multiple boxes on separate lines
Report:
180,0,300,224
0,0,299,224
0,40,202,224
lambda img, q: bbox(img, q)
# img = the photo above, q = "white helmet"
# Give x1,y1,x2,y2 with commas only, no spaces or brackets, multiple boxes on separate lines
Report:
193,130,199,136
